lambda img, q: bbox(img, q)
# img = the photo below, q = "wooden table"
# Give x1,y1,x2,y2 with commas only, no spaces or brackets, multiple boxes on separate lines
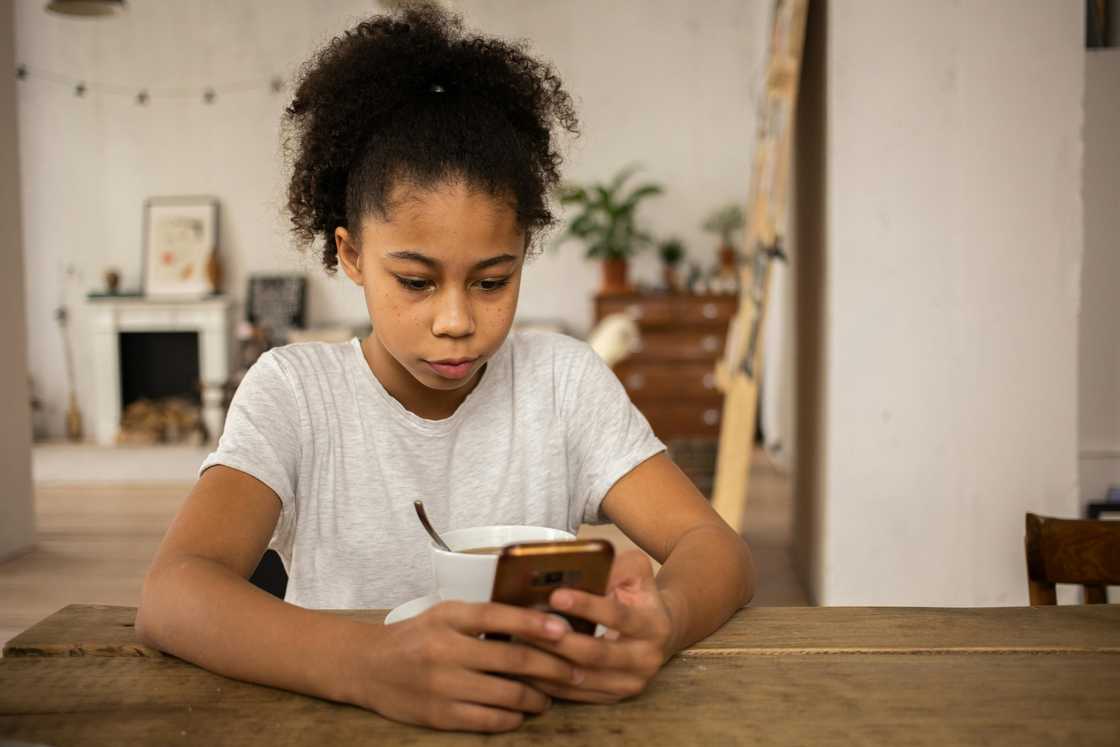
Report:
2,605,1119,745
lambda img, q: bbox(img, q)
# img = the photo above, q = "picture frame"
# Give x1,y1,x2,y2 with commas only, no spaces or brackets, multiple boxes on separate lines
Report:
1087,0,1113,48
246,274,308,339
142,196,220,298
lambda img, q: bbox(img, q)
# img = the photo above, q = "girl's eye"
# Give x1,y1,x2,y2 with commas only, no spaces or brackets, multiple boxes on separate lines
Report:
395,276,432,292
394,275,509,293
477,277,511,292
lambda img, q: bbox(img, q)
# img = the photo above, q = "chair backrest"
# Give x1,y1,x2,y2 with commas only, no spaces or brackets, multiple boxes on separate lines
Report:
248,549,288,599
1024,513,1120,605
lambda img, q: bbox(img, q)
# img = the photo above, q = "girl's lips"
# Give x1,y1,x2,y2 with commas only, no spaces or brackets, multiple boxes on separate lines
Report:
425,358,477,380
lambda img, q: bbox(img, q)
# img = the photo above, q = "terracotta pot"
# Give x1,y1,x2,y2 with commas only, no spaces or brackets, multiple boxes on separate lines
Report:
601,257,630,294
662,265,680,293
718,244,737,273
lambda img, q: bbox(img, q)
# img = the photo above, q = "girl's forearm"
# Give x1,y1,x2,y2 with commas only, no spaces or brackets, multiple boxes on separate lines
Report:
654,524,755,656
135,555,375,705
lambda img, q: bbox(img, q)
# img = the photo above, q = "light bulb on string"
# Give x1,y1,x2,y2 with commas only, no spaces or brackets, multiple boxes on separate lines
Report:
14,65,292,103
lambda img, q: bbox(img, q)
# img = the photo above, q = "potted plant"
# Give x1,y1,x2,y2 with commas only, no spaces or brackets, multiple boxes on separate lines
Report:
658,238,686,292
702,203,745,275
557,164,664,294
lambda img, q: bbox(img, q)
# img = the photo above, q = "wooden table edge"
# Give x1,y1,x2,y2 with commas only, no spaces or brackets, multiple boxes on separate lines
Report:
680,646,1120,657
7,603,1120,659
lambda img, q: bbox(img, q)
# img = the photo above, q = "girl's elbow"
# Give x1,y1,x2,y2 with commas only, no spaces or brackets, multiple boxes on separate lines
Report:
134,588,159,648
134,567,169,649
134,608,155,648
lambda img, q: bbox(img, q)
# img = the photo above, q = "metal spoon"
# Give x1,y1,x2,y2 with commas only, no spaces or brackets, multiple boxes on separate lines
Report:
414,500,452,552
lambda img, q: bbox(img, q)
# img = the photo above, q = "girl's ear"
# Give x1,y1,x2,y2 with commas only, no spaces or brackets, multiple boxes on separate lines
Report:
335,226,364,286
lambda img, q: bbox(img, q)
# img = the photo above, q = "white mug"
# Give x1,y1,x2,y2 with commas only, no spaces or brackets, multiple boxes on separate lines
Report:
430,525,576,603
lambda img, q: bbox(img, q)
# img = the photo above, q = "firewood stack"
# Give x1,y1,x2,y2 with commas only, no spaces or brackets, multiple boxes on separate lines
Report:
117,397,207,446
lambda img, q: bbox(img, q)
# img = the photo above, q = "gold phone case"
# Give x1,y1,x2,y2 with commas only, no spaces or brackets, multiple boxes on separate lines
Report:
488,539,614,637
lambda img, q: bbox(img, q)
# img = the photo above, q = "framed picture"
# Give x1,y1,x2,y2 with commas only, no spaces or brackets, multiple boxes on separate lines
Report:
247,274,307,341
1087,0,1113,48
142,196,219,298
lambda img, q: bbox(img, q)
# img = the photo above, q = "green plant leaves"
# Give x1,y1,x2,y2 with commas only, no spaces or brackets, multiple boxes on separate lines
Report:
555,164,664,260
702,203,745,245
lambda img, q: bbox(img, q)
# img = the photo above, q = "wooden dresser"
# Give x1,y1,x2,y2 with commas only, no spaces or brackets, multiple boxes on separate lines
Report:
594,292,737,441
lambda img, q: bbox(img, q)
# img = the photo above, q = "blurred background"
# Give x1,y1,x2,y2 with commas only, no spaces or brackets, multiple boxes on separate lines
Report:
0,0,1117,647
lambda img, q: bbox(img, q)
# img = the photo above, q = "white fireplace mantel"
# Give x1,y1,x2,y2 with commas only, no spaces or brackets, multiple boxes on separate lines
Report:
88,295,232,446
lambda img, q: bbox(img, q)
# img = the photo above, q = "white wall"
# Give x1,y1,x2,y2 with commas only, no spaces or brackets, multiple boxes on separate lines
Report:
15,0,770,438
0,0,35,560
1080,49,1120,507
796,0,1084,606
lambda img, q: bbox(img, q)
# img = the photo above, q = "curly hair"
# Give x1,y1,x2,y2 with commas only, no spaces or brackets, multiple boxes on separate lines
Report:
283,2,580,273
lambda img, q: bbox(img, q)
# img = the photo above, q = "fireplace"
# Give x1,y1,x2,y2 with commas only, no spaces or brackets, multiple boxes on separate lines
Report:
88,296,232,445
119,332,201,408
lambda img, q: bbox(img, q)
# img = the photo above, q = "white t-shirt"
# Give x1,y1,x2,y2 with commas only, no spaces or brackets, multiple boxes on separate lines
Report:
200,330,665,609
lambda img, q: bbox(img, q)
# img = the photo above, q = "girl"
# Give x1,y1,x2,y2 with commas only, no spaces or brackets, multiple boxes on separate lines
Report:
137,3,754,734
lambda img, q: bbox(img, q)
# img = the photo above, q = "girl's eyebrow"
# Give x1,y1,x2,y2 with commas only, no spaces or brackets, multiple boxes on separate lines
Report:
385,250,517,271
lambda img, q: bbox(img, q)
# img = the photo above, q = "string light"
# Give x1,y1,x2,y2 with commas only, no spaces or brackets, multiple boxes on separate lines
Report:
14,63,288,104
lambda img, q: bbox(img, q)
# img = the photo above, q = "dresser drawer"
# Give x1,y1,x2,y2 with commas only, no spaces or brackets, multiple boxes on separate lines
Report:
597,296,677,326
634,398,724,440
615,362,719,399
675,297,736,326
633,330,724,362
596,294,737,328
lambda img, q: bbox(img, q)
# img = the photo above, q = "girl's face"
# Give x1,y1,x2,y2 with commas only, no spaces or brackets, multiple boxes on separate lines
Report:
335,180,525,418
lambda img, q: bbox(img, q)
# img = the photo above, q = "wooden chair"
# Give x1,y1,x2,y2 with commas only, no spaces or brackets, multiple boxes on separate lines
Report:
249,549,288,599
1024,513,1120,605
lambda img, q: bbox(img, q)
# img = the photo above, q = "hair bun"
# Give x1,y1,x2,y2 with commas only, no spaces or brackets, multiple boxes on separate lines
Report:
284,2,579,272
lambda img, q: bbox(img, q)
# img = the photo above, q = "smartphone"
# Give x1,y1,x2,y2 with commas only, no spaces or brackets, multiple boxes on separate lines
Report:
486,539,614,640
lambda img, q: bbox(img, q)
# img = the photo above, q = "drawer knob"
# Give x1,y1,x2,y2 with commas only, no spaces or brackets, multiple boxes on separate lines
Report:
702,373,715,390
626,373,645,390
702,303,719,319
702,409,720,426
702,335,720,353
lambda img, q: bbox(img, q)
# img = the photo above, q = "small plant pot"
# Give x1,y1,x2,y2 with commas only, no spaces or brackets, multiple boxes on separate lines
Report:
601,258,630,294
718,244,737,273
662,265,680,293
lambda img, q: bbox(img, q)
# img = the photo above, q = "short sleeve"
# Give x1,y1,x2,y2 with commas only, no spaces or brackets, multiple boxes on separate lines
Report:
199,351,302,511
563,345,666,525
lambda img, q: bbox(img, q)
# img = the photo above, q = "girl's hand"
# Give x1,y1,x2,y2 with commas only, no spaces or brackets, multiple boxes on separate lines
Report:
525,550,677,704
346,600,583,732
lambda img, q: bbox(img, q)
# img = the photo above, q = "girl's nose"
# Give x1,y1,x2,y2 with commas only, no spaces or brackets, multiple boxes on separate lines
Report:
431,289,475,338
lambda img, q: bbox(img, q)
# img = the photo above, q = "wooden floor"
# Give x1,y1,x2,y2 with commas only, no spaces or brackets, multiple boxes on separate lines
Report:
0,450,805,650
